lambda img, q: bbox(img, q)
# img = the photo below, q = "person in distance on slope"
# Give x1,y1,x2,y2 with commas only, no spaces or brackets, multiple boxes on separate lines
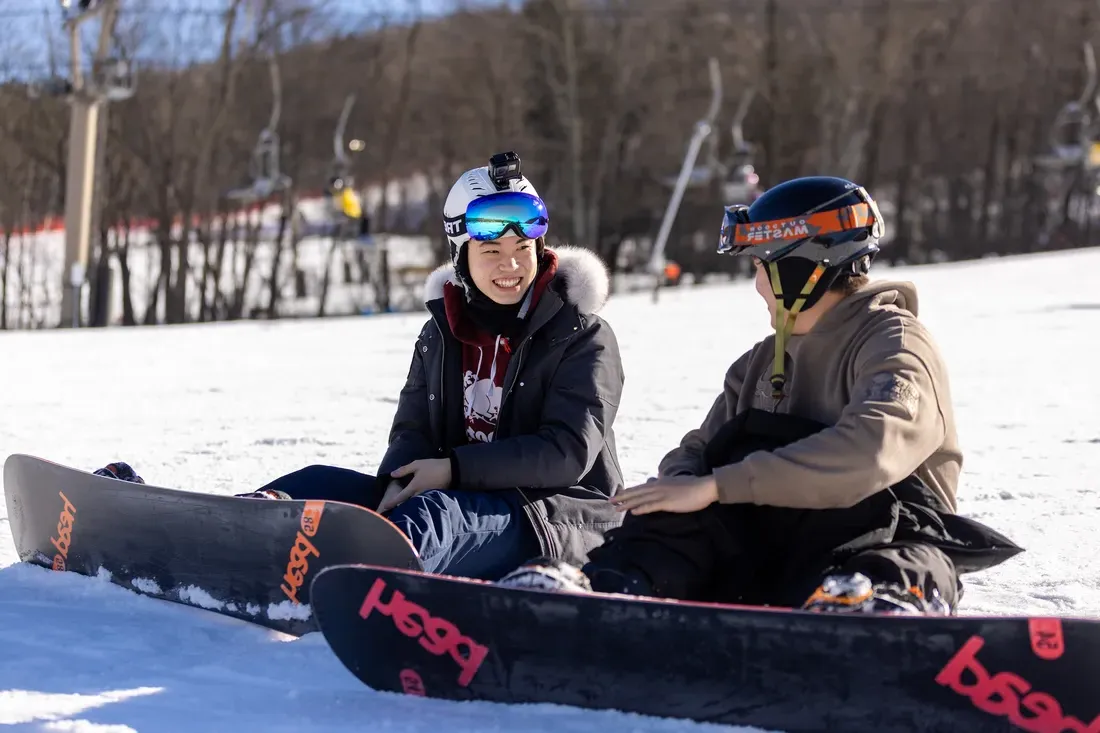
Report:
94,151,626,583
498,175,1023,614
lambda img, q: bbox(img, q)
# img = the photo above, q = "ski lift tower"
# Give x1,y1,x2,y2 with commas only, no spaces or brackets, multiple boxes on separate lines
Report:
58,0,136,328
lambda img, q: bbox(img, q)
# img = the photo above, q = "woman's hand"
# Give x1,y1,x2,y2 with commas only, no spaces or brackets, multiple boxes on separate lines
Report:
378,458,453,513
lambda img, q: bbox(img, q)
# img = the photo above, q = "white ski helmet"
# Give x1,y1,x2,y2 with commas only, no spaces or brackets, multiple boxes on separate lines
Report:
443,151,542,267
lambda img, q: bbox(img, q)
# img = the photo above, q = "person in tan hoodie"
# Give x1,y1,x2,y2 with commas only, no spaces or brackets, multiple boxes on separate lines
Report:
498,175,1022,614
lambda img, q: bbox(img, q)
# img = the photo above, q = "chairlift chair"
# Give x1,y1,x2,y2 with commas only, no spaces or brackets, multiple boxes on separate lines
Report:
92,55,135,102
656,60,725,191
226,52,292,203
1036,43,1100,172
722,88,762,204
324,94,371,240
723,163,761,205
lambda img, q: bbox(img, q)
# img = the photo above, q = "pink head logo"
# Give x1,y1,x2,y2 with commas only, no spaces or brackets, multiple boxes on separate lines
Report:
359,578,488,688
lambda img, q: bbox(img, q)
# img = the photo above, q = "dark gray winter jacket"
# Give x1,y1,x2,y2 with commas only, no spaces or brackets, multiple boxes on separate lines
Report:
376,246,626,566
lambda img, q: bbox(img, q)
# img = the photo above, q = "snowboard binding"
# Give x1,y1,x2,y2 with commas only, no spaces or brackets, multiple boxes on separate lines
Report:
497,557,593,594
802,572,951,616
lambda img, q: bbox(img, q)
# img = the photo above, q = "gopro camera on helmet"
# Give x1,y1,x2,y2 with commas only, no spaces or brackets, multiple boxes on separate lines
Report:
488,151,522,190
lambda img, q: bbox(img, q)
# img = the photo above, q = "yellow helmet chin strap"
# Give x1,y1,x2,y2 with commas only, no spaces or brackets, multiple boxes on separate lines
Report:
766,261,828,401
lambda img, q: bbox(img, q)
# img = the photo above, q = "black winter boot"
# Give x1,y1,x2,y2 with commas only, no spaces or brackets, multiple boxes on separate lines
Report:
93,462,145,484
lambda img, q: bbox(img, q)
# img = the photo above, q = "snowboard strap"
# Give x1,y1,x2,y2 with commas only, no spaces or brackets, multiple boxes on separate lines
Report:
766,261,826,401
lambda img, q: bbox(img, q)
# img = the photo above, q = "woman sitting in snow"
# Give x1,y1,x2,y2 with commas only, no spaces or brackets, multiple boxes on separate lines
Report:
98,152,625,582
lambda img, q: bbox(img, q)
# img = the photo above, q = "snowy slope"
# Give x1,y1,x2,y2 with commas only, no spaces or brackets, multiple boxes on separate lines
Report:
2,248,1100,732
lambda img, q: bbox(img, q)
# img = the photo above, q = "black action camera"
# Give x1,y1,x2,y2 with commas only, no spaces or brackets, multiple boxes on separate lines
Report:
488,151,522,190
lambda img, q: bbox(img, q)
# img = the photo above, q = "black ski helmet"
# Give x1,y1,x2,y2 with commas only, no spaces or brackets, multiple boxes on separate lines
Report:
718,175,886,400
720,176,884,308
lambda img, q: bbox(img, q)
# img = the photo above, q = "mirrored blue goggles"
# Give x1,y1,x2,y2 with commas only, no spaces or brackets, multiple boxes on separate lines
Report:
462,191,549,241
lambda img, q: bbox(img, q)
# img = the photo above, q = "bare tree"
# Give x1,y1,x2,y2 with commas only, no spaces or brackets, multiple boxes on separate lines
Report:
1,0,1099,329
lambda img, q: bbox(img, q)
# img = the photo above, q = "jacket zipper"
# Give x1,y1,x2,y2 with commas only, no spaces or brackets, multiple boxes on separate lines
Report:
498,337,531,424
432,317,446,454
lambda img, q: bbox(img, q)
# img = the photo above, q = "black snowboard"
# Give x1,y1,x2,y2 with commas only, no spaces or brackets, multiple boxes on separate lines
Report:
3,454,421,636
310,563,1100,733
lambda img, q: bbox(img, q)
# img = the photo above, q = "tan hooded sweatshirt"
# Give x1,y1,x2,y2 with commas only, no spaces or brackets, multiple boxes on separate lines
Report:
657,280,961,512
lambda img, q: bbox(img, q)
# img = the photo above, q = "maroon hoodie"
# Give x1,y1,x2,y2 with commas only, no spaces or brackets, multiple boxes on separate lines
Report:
442,254,558,444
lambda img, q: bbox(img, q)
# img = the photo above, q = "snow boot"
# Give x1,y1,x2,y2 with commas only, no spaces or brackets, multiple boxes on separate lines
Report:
496,557,593,594
92,461,145,484
801,572,952,616
234,488,293,500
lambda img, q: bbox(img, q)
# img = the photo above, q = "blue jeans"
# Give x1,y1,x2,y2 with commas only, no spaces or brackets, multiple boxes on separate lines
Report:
257,465,540,580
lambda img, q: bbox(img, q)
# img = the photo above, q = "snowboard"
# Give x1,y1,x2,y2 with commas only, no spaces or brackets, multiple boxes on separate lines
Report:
310,563,1100,733
3,454,421,636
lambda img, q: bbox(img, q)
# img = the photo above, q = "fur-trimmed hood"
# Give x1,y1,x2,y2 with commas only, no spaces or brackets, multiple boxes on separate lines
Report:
422,245,611,315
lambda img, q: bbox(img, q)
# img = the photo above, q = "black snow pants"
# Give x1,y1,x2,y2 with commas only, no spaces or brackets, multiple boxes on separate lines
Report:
584,409,1024,611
